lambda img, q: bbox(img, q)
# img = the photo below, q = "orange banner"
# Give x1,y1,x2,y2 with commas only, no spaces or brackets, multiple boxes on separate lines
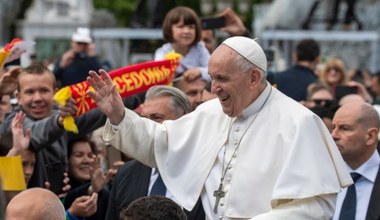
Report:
54,55,180,133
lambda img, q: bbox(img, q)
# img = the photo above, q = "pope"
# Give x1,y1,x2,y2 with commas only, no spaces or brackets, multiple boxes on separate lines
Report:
87,36,352,219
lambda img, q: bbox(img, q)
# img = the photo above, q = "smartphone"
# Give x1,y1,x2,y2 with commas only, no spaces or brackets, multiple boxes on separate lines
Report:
201,16,226,30
335,85,358,102
45,163,65,195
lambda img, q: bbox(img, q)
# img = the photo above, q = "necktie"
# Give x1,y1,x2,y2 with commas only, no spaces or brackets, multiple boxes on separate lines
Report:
339,172,361,220
150,169,166,196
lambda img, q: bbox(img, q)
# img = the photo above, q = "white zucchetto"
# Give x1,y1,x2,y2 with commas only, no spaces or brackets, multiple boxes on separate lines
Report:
222,36,267,72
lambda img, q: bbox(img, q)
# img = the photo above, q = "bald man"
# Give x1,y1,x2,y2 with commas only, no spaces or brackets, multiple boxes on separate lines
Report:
6,188,65,220
331,102,380,220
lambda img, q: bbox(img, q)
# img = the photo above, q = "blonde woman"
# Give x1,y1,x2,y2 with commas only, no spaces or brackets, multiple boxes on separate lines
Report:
320,58,372,103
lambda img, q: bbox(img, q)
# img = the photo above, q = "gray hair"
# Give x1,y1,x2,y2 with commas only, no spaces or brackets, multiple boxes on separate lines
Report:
145,85,191,117
232,51,267,83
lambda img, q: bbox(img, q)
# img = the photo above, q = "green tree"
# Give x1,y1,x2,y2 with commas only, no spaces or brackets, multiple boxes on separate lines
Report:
93,0,135,26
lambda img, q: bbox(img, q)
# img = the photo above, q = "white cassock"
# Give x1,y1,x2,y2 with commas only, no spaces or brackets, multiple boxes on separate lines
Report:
103,82,352,219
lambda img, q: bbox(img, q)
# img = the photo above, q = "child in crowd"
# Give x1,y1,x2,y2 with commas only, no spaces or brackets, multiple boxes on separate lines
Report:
154,6,210,82
4,113,98,220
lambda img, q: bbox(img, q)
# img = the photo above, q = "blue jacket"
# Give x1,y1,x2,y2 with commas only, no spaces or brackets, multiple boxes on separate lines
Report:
274,65,318,102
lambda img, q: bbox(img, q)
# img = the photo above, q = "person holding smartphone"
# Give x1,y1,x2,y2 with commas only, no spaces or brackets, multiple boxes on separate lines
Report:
53,27,102,88
201,8,250,54
320,58,372,103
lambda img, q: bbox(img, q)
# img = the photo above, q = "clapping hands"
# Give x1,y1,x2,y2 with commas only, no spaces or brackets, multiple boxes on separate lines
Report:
7,112,31,156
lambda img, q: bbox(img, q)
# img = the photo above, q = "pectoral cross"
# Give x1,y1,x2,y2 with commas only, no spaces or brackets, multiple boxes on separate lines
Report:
213,181,225,213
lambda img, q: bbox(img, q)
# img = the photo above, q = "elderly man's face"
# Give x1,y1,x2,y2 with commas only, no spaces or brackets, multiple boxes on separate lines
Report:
208,45,256,117
331,103,371,167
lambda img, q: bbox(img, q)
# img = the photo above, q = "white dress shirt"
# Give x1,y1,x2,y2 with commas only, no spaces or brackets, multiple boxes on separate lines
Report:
333,150,380,220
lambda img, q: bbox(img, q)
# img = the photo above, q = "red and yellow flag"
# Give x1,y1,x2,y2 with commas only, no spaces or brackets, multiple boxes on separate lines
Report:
54,53,181,133
0,38,35,71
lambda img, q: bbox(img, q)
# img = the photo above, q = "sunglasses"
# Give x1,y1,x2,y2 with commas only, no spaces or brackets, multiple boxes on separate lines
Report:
326,67,342,73
76,42,89,46
311,99,335,108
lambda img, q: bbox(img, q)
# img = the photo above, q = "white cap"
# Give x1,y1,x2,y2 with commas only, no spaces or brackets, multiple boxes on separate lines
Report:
222,36,267,71
71,27,92,43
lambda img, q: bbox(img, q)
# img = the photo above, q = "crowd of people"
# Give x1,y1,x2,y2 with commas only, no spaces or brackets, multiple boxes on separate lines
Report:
1,4,380,220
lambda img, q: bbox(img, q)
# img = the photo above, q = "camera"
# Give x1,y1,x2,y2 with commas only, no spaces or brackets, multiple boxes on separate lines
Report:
75,52,88,59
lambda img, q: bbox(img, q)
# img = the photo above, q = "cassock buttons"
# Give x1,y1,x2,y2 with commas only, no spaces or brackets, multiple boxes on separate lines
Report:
233,139,238,145
235,127,240,132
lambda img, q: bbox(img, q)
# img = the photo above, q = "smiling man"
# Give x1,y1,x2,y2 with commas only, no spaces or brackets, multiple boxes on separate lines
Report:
0,65,106,189
88,36,351,219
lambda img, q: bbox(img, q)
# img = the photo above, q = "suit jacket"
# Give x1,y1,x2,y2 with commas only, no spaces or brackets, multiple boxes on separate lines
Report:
366,163,380,220
274,64,318,102
105,160,205,220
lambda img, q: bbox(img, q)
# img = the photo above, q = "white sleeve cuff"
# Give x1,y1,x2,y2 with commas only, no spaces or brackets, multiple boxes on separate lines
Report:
110,120,123,132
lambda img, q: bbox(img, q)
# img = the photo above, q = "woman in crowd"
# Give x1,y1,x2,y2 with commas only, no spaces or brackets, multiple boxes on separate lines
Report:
319,57,372,103
64,137,116,220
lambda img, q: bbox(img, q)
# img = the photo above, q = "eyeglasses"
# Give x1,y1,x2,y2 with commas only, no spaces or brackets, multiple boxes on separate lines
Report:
311,99,335,108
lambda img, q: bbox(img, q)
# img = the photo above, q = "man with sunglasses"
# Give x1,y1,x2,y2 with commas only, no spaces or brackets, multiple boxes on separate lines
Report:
53,27,102,87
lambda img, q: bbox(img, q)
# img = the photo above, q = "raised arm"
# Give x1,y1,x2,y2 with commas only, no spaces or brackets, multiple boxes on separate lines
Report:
220,8,248,37
87,69,125,125
7,112,31,156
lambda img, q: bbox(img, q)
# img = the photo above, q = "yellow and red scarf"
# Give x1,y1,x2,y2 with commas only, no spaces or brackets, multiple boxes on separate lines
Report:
54,53,181,133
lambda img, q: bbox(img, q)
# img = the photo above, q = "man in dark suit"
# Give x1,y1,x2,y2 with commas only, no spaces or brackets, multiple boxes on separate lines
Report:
331,102,380,220
105,85,205,220
273,38,320,102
